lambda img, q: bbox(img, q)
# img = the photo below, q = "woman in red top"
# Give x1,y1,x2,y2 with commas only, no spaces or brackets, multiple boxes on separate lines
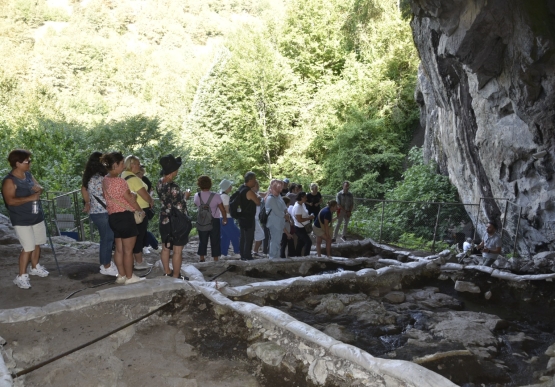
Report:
101,152,145,285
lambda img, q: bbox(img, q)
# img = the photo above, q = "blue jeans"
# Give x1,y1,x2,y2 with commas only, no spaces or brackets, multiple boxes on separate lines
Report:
220,218,240,256
90,213,114,266
267,223,283,259
197,218,221,257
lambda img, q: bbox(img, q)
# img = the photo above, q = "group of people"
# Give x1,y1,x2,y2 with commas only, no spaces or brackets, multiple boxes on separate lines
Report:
1,148,356,289
210,174,354,261
1,148,507,290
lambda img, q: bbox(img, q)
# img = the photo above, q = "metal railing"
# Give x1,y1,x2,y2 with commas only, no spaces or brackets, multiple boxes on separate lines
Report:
0,190,532,257
320,195,532,257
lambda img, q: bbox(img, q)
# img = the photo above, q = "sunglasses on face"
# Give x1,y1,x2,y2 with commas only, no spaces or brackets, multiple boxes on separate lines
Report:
21,159,32,164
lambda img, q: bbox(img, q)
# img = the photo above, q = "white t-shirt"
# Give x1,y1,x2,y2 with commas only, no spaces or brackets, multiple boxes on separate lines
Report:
221,193,231,218
293,202,310,228
463,241,471,252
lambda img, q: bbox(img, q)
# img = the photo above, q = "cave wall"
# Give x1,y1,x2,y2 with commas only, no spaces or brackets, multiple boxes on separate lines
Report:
410,0,555,253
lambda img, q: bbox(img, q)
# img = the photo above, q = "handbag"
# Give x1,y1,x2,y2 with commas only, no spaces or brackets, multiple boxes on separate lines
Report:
144,207,155,221
304,222,313,233
134,211,145,224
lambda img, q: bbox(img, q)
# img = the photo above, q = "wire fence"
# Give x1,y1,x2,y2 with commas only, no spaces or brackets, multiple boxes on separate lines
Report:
0,191,533,257
322,195,533,257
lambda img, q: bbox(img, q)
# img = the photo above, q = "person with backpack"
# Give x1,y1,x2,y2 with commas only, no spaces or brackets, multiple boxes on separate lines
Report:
194,175,227,262
265,179,290,259
157,154,190,280
233,171,260,260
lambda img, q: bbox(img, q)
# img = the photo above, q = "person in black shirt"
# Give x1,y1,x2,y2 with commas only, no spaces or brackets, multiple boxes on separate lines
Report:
237,171,260,260
281,178,290,196
306,183,322,217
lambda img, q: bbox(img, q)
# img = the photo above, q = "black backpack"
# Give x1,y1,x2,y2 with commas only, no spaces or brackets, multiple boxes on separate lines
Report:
258,198,272,225
229,187,245,218
196,192,215,231
165,206,192,249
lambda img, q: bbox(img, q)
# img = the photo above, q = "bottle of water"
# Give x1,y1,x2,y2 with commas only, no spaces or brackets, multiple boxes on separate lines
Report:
32,201,39,214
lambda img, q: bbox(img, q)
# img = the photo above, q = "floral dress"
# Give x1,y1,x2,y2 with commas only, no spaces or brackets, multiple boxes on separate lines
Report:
156,178,188,225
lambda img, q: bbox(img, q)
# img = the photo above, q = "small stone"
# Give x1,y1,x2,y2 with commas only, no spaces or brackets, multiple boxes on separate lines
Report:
454,280,481,293
383,291,406,304
545,343,555,357
484,291,492,300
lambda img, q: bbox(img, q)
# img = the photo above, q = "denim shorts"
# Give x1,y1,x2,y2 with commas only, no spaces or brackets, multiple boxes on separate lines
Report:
108,211,138,239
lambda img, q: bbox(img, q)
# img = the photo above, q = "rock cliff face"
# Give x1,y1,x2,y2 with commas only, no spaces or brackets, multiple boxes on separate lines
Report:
410,0,555,254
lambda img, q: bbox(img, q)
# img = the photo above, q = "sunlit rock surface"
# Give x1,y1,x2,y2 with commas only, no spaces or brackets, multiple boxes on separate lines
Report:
410,0,555,253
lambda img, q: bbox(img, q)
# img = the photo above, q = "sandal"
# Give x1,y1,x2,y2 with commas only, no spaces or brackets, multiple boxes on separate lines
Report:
163,271,173,277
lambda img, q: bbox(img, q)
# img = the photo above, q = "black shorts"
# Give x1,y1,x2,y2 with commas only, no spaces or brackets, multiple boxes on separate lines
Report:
109,211,139,239
159,221,188,247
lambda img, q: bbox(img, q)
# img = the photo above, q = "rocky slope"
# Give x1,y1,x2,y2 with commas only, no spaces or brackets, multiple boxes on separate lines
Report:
410,0,555,254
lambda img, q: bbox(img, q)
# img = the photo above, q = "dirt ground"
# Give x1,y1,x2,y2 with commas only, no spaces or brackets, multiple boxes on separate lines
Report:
0,236,209,310
0,234,277,387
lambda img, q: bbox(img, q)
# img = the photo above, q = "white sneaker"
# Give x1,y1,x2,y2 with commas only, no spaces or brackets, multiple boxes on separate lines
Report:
100,263,118,277
142,247,151,254
134,261,152,270
28,264,49,277
13,274,31,289
124,274,145,285
115,275,127,284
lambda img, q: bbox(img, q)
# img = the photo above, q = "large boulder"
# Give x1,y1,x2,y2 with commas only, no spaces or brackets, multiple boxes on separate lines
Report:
410,0,555,255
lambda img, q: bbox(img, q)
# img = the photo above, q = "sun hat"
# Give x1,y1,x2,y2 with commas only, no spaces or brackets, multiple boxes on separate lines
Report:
159,154,182,175
219,179,233,193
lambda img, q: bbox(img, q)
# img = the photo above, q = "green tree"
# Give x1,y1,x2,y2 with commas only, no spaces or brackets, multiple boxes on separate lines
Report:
184,23,306,182
279,0,351,82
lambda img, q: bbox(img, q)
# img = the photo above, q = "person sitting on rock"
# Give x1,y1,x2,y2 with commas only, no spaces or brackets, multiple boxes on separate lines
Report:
477,221,502,266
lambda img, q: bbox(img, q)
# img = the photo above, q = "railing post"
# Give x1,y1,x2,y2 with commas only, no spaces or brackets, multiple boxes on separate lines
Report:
431,204,441,252
513,206,522,258
473,198,482,243
379,200,385,244
501,200,509,254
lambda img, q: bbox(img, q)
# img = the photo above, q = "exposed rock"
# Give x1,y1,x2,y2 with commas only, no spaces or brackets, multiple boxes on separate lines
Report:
454,280,481,293
429,311,502,347
323,324,355,344
484,290,492,300
344,300,397,325
314,296,345,315
410,0,555,255
405,288,463,310
247,342,286,367
546,343,555,357
383,291,406,304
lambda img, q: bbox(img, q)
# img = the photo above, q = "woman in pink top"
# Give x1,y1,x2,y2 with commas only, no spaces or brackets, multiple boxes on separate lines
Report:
193,175,227,262
101,152,145,285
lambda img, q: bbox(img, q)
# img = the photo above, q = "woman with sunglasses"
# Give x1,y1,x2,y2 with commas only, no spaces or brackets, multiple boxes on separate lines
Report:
1,149,49,289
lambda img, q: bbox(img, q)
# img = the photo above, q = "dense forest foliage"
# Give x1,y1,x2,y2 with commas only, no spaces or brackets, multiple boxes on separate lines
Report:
0,0,424,198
